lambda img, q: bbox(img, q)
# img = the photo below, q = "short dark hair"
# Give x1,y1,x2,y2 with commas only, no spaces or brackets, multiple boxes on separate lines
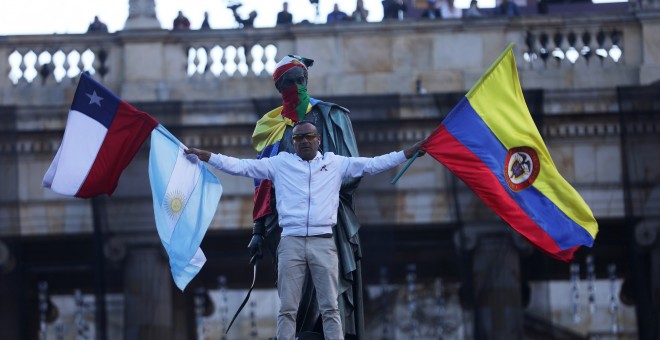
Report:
292,121,319,133
293,121,314,128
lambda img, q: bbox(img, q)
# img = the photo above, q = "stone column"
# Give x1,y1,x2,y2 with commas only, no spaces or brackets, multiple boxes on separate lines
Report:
652,244,660,323
639,12,660,84
634,219,660,332
123,245,174,340
0,240,21,339
457,223,531,339
124,0,160,30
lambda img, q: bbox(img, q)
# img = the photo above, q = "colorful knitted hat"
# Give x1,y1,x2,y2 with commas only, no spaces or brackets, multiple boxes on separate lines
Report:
272,55,314,83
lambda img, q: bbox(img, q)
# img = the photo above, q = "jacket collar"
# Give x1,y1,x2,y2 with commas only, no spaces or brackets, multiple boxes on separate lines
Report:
294,151,323,162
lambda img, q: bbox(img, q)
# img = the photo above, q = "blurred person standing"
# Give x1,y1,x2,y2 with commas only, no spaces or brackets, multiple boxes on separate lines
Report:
495,0,520,16
172,11,191,30
382,0,407,20
326,3,348,23
87,16,108,33
420,0,442,19
350,0,369,22
276,2,294,26
439,0,462,18
465,0,483,17
200,11,211,29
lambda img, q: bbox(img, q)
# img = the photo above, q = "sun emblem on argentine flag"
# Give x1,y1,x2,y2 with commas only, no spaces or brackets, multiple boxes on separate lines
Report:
164,190,186,219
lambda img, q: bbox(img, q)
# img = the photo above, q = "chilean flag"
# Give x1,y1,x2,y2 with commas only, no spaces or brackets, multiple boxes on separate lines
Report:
43,72,158,197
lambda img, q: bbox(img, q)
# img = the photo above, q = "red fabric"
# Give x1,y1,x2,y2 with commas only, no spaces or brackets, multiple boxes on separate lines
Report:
423,125,575,262
253,180,273,221
273,63,303,82
77,101,158,197
280,85,301,122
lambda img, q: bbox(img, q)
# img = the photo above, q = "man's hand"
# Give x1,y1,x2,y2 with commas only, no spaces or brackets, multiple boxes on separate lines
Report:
184,148,212,162
404,139,427,159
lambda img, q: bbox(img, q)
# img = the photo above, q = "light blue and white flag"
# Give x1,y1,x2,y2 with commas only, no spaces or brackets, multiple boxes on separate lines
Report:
149,125,223,291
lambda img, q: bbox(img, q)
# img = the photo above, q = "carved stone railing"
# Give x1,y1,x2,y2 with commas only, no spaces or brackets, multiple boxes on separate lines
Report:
1,34,120,86
2,12,659,236
2,12,660,107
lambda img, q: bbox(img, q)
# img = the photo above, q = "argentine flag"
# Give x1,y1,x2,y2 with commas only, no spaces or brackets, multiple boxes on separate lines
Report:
149,125,223,291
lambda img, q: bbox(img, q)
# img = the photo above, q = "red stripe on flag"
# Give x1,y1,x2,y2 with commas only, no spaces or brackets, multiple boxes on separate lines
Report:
77,102,158,198
253,179,273,221
423,125,576,262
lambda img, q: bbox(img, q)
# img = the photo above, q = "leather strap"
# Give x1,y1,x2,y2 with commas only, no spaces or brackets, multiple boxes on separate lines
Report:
225,257,257,334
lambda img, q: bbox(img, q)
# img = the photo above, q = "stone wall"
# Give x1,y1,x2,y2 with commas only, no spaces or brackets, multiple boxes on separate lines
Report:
1,12,657,106
2,11,659,339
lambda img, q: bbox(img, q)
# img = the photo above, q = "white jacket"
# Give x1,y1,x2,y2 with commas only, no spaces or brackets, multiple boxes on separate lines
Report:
209,151,407,236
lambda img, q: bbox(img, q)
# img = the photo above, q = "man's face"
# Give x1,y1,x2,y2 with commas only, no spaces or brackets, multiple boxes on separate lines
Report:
276,67,307,93
292,123,320,161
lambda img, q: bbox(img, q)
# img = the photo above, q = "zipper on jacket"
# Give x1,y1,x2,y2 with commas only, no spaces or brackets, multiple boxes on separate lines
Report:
306,161,311,236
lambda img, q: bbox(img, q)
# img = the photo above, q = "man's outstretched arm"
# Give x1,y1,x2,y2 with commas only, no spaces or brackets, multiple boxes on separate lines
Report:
185,148,274,180
341,139,427,177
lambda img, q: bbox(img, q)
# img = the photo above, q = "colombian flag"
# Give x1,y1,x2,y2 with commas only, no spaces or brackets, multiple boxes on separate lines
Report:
423,44,597,262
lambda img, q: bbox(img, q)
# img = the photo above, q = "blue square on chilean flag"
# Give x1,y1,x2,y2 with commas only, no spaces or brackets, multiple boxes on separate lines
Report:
70,72,120,129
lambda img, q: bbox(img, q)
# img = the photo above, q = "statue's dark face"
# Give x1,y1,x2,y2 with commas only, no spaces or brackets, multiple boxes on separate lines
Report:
292,122,320,161
275,67,307,93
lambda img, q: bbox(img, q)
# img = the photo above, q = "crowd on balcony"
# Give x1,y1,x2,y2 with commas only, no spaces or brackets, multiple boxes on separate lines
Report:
81,0,622,35
159,0,519,32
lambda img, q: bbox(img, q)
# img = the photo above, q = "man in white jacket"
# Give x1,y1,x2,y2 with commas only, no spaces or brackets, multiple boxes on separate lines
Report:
186,121,425,340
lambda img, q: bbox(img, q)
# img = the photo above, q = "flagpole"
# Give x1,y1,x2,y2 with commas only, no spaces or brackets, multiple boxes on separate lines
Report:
91,197,108,340
390,150,420,185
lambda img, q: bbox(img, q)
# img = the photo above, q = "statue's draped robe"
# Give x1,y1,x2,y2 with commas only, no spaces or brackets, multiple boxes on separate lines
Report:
252,100,365,339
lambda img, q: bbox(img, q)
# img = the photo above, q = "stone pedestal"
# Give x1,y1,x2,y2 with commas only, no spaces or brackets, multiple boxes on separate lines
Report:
0,240,21,339
639,12,660,84
634,219,660,335
474,238,523,339
123,246,173,339
124,0,160,30
457,224,530,339
652,245,660,312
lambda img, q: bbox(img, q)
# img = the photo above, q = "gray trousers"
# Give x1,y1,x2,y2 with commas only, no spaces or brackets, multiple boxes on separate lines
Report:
276,235,343,340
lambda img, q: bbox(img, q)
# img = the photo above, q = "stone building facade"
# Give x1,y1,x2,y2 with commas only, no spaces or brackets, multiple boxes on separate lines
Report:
1,1,659,339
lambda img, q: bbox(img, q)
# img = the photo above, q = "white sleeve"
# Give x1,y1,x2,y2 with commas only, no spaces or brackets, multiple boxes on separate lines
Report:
208,153,275,180
341,151,407,178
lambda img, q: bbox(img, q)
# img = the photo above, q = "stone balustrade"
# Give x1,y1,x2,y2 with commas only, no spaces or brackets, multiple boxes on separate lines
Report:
1,12,659,237
2,12,659,106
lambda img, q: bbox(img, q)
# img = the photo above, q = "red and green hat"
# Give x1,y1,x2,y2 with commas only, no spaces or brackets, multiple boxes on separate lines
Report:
273,55,314,83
